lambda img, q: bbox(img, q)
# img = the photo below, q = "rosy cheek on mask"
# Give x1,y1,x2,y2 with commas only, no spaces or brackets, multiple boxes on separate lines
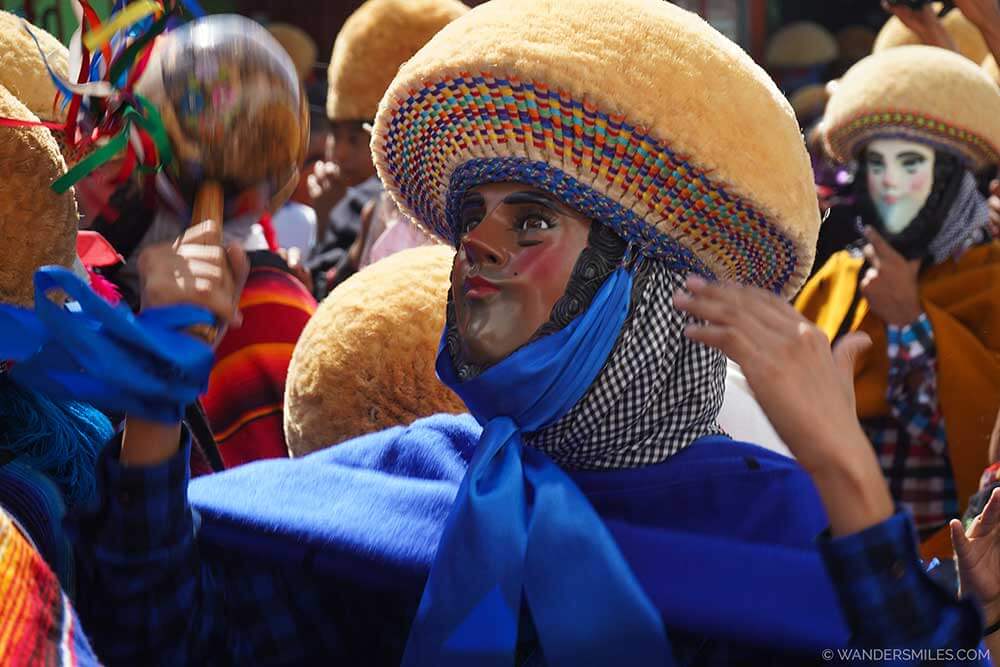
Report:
909,173,930,194
508,240,563,281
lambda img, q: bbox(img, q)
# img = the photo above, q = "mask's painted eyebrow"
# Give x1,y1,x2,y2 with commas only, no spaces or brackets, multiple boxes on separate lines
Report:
866,150,885,162
897,151,928,162
501,190,565,213
460,192,486,216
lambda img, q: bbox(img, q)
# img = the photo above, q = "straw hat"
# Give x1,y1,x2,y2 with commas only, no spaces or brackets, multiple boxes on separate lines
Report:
0,85,78,307
984,54,1000,85
822,45,1000,170
874,6,990,64
267,23,318,82
326,0,468,122
372,0,821,297
0,11,69,123
766,22,839,67
284,245,465,456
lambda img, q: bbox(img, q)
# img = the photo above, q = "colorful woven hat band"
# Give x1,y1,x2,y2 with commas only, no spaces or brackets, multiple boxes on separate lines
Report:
826,110,1000,168
374,71,802,296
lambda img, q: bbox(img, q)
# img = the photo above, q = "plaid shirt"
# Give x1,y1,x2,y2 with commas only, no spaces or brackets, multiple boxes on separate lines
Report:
69,437,983,666
863,314,957,538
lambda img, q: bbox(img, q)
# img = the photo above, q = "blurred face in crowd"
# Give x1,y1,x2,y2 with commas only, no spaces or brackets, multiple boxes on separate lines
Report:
451,182,592,367
326,120,376,188
865,138,935,234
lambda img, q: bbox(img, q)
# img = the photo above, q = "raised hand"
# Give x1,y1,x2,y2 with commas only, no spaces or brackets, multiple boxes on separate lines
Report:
860,226,923,326
138,219,250,328
675,276,893,536
951,488,1000,630
124,216,250,467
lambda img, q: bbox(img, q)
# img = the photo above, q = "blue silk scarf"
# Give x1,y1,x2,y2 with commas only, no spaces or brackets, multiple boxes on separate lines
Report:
0,267,215,422
402,266,673,667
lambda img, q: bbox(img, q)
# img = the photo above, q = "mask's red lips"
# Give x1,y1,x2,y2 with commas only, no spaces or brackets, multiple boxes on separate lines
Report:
463,275,500,299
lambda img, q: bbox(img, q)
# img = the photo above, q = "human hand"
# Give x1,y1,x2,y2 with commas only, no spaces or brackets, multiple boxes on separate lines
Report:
307,160,346,244
675,277,893,535
675,276,871,474
881,0,960,50
137,219,250,332
952,488,1000,627
860,227,923,326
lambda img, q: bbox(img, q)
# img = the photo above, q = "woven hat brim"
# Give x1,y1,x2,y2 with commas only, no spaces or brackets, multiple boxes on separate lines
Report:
373,72,808,298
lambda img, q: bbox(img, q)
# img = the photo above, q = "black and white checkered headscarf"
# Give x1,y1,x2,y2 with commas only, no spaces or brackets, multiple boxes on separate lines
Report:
524,259,726,470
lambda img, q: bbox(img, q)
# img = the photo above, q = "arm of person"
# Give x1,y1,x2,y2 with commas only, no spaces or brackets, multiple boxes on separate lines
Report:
882,1,960,51
70,217,250,660
675,278,984,653
71,431,223,664
954,0,1000,71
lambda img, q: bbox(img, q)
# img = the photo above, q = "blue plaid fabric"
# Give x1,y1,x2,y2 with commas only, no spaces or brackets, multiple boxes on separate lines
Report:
863,313,957,538
68,436,985,666
819,510,982,663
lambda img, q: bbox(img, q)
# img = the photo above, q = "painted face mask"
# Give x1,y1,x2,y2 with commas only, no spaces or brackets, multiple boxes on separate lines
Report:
858,139,964,260
446,182,613,376
865,138,935,234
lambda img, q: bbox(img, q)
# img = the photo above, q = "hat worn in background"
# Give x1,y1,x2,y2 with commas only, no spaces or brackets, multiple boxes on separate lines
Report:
284,245,465,456
326,0,468,122
822,45,1000,169
766,21,839,67
268,23,318,82
372,0,820,297
789,84,831,126
874,5,990,64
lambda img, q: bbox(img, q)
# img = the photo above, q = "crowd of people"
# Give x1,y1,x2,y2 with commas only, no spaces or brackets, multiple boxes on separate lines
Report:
2,0,1000,664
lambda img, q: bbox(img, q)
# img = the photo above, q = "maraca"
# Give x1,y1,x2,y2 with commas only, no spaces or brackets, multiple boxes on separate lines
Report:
136,14,309,340
136,14,309,218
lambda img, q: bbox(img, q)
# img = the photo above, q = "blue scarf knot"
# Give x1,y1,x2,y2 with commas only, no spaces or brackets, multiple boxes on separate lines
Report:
403,267,673,667
0,267,215,423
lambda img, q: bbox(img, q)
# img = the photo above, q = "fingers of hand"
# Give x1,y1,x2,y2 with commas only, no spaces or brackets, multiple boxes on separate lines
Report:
180,219,223,247
863,226,897,261
862,243,881,270
860,267,879,292
951,518,971,555
832,332,872,376
675,275,794,368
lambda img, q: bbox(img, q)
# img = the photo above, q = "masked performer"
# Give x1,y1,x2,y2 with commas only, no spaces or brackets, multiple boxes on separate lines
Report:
70,2,982,664
798,45,1000,558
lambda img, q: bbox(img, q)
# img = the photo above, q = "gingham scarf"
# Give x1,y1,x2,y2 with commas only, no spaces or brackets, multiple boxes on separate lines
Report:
524,260,726,470
928,172,992,264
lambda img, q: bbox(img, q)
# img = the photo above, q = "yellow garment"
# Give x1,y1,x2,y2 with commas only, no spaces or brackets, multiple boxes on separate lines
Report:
797,244,1000,556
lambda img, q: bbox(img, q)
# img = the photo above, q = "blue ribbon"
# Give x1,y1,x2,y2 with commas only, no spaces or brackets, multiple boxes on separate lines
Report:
403,267,672,667
0,267,215,423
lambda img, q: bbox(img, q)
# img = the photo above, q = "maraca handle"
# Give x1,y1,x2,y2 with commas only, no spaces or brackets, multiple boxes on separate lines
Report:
188,181,225,343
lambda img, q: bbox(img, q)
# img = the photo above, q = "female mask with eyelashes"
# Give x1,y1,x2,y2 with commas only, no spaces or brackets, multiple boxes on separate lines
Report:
857,138,964,260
